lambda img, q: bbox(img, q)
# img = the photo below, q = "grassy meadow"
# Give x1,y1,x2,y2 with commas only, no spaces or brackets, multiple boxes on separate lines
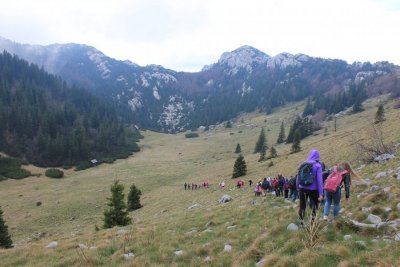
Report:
0,96,400,266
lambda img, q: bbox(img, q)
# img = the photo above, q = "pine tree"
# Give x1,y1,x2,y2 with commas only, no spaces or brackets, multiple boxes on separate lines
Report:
375,104,385,123
127,183,142,211
225,120,232,128
103,180,131,228
277,122,285,144
352,96,364,113
0,206,13,249
234,143,242,153
232,154,247,178
291,129,301,153
258,145,266,162
269,146,278,158
254,127,267,153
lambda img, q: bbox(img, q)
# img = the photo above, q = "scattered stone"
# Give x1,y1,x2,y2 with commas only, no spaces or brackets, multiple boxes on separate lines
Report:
218,194,233,204
344,235,352,241
397,203,400,211
223,244,232,252
384,207,392,213
388,193,397,199
123,252,135,259
375,172,387,179
367,214,382,224
339,208,345,214
117,229,128,235
78,244,88,249
32,232,46,240
395,233,400,242
256,257,267,266
370,185,380,193
227,225,237,230
287,223,299,232
364,179,372,186
355,241,367,247
186,229,198,235
374,153,395,163
357,164,366,171
349,219,386,228
362,207,372,212
46,241,58,248
383,187,391,193
203,229,213,233
188,203,202,210
174,250,184,256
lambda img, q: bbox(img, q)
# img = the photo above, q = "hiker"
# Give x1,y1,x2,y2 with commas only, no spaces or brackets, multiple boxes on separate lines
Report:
289,175,298,202
278,175,285,197
297,149,324,225
323,162,360,222
283,178,290,199
184,182,187,190
261,177,270,195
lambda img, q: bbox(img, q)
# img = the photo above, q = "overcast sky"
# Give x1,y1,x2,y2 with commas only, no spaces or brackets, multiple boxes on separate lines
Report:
1,0,399,72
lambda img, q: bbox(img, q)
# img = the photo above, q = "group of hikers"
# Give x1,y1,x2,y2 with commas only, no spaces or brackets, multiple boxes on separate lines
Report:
183,148,360,224
251,149,360,224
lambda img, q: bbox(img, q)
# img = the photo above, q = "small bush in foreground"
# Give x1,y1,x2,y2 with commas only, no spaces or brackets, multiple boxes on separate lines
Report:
45,168,64,178
185,132,199,138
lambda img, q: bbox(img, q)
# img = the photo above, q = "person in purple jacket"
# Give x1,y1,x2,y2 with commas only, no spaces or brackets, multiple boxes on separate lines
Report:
297,149,324,225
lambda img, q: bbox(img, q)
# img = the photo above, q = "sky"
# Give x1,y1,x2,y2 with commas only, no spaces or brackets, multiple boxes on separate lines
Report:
1,0,399,72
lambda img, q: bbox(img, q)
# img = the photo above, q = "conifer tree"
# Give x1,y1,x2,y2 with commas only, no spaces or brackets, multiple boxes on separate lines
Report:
352,96,364,113
103,180,131,228
291,129,301,153
0,206,13,249
234,143,242,153
375,104,385,123
232,154,247,178
269,146,278,158
258,145,266,162
127,183,142,211
254,127,267,153
277,122,285,144
225,120,232,128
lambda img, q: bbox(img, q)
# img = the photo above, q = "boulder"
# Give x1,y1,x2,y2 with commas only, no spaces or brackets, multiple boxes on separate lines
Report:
287,223,299,232
223,244,232,252
218,194,233,204
370,185,380,192
367,214,382,224
383,187,391,193
174,250,184,256
344,235,352,241
384,207,392,213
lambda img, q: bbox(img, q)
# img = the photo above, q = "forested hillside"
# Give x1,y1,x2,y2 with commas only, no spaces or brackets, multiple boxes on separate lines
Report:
0,51,140,167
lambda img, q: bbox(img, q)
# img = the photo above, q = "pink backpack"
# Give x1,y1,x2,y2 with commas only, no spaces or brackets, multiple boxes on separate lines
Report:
324,166,348,193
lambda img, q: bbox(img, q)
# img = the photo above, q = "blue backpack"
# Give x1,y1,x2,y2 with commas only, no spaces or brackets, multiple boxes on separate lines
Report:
297,162,315,186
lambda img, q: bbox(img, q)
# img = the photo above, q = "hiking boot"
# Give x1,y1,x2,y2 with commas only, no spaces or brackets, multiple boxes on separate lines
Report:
323,215,328,221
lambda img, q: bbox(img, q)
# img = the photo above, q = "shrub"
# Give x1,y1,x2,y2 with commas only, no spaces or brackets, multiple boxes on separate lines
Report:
0,157,31,179
45,168,64,179
185,132,199,138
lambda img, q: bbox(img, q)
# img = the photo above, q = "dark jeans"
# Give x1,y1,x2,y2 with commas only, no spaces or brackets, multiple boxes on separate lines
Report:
290,189,298,202
298,189,320,221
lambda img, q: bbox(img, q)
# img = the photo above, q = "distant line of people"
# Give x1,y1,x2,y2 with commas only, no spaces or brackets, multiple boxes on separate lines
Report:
184,181,209,190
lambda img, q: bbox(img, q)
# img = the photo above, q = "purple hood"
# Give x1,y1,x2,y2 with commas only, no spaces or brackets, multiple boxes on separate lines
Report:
298,149,323,196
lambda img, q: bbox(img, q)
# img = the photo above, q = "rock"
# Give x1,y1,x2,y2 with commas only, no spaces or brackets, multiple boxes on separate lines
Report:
203,229,213,233
256,257,267,266
186,229,198,235
364,179,372,185
383,187,391,193
361,207,371,212
374,153,395,163
397,203,400,211
357,164,366,171
223,244,232,252
375,172,387,179
344,235,352,240
188,203,202,210
339,208,345,214
384,207,392,213
287,223,299,232
395,233,400,242
204,256,211,261
174,250,184,256
227,225,237,230
117,229,128,235
355,241,366,247
46,241,58,248
388,193,397,199
123,252,135,259
367,214,382,224
218,194,233,204
370,185,380,192
78,244,88,249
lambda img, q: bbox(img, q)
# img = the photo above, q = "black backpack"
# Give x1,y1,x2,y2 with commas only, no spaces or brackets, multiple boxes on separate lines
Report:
297,162,315,186
289,177,296,190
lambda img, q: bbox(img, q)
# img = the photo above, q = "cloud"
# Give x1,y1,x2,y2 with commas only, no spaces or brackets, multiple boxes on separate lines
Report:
0,0,399,71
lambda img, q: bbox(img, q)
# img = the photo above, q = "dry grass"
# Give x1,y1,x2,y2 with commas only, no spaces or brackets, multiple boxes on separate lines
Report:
0,96,399,266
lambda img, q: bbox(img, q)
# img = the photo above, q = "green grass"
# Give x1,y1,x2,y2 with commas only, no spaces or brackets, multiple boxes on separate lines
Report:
0,96,399,266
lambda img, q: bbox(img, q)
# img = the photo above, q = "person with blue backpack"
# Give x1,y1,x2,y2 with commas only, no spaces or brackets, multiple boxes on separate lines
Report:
297,149,324,225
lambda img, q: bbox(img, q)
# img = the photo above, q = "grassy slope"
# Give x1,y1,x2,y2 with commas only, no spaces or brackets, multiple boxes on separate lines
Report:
0,97,399,266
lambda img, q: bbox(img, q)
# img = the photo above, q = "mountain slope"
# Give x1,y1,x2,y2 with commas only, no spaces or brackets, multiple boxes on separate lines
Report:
1,36,399,132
